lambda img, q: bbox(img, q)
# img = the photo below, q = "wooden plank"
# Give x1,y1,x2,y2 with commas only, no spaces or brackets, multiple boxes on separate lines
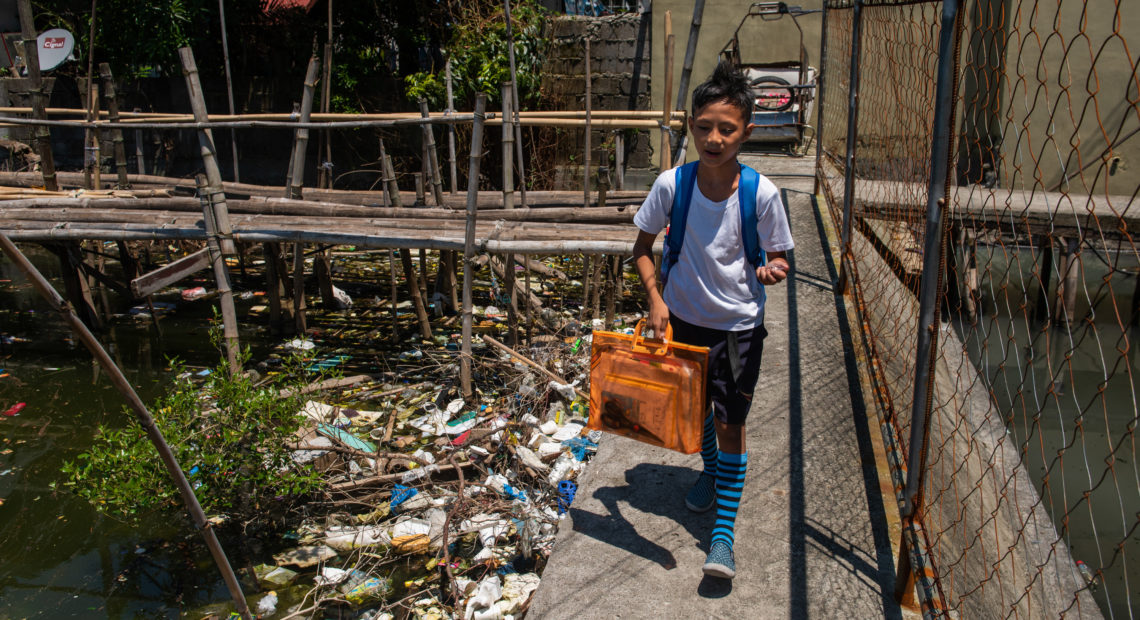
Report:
130,247,210,297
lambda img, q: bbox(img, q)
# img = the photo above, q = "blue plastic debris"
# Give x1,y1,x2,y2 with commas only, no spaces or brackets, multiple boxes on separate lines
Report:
557,480,577,514
561,436,598,461
390,484,418,509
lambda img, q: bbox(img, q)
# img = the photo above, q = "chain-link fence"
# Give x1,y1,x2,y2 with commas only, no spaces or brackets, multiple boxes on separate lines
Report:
818,0,1138,617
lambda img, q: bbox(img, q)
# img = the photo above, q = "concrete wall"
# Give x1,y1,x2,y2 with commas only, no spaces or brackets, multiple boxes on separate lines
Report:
651,0,824,165
541,14,656,190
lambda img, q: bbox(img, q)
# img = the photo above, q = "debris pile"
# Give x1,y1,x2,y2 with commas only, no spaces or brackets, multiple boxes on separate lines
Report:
238,324,611,618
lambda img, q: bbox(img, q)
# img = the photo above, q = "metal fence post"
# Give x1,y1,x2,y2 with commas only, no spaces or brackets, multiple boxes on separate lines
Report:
813,4,829,196
836,0,864,293
900,0,961,521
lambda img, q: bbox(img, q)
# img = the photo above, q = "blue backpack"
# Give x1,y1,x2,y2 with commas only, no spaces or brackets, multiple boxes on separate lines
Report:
661,161,766,284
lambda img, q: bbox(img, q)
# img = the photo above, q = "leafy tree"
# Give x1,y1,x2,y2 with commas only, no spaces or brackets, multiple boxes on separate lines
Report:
404,0,551,110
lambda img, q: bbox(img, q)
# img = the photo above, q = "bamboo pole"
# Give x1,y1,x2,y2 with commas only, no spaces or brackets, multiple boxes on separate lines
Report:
196,174,241,372
0,233,253,620
503,0,526,208
377,138,401,208
524,253,532,343
265,243,284,335
461,95,488,399
445,58,458,195
615,132,625,190
660,11,675,171
98,64,130,189
133,108,145,174
0,114,682,131
501,84,515,210
288,57,322,200
400,249,432,340
88,82,103,189
319,0,333,188
217,0,240,181
584,38,592,208
0,106,682,120
178,47,235,256
419,99,444,206
293,242,306,333
388,249,399,341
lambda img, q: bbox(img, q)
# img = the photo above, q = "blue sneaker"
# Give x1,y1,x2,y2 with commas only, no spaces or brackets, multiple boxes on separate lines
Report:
685,473,717,512
702,541,736,579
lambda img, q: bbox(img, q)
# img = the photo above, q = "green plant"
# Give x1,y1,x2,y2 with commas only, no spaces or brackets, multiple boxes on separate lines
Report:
403,0,550,109
61,331,323,530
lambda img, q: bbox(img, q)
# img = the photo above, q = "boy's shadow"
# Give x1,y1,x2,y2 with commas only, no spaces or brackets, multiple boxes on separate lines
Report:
568,462,733,598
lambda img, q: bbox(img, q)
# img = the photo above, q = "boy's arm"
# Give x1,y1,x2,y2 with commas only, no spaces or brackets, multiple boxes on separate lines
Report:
633,229,670,336
756,251,790,285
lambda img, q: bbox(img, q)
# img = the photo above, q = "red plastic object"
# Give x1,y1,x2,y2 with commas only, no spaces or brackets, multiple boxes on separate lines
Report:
2,402,26,417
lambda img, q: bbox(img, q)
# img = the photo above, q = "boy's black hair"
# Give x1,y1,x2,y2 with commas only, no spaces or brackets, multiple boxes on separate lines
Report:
691,60,753,122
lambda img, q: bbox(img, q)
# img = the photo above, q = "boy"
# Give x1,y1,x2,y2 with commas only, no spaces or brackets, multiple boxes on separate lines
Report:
631,61,793,579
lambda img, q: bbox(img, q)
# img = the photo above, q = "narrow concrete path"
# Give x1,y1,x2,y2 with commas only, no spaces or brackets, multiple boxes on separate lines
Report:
527,157,903,618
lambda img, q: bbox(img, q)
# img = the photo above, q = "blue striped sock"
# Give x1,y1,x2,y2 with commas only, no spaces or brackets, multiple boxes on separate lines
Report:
701,407,718,476
711,451,748,549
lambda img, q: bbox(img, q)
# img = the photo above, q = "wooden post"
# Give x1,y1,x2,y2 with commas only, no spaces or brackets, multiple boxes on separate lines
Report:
591,253,603,318
217,0,240,182
580,254,591,321
284,102,299,191
49,242,100,330
660,11,675,171
196,175,241,373
419,98,445,206
400,249,432,340
264,243,286,335
445,250,459,312
318,42,333,189
503,0,527,208
315,248,335,308
388,249,400,341
293,243,307,333
461,95,488,399
605,255,617,328
597,165,609,208
99,63,131,189
414,172,426,206
378,138,402,207
446,58,458,195
133,108,145,175
1034,235,1054,324
584,39,592,208
288,56,321,200
418,248,429,299
504,253,518,346
178,48,235,256
524,253,532,343
16,0,58,191
1054,237,1080,326
615,132,625,190
84,81,98,189
501,83,515,209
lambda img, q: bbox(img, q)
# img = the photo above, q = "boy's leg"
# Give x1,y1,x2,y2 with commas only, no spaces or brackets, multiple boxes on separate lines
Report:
685,405,720,512
702,323,766,579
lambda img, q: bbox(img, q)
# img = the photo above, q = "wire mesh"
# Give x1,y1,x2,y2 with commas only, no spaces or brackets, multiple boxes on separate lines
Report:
819,0,1139,617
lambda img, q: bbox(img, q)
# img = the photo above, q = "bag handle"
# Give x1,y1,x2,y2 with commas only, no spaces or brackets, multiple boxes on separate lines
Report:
631,319,673,356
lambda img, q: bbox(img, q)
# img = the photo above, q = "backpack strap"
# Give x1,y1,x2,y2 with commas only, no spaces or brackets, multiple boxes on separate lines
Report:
737,163,765,270
661,161,699,284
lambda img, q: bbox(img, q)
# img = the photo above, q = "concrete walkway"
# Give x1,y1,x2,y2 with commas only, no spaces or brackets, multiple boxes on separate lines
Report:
527,156,904,619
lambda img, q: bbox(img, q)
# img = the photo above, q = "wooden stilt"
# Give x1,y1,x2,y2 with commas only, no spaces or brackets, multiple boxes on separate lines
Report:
580,254,591,321
388,249,400,342
418,248,429,301
49,242,101,330
584,39,592,208
501,83,515,210
178,48,235,256
414,172,426,206
315,248,335,308
446,250,460,311
615,255,625,316
293,242,307,334
383,154,401,207
94,245,112,323
17,0,57,191
400,249,432,340
604,255,617,329
1034,235,1054,324
133,108,145,175
615,132,625,190
445,58,458,195
287,57,322,200
98,63,130,189
461,95,488,399
524,253,532,343
264,243,285,335
196,174,241,372
504,252,518,346
591,253,603,319
419,98,444,206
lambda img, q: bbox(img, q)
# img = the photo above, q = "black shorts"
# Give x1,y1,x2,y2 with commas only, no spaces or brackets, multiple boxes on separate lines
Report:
669,315,768,426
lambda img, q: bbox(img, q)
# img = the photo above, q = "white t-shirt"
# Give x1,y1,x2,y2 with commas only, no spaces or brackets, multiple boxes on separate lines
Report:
633,166,794,331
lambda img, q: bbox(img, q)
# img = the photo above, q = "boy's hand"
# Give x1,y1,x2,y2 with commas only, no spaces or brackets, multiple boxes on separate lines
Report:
647,300,670,339
756,260,790,285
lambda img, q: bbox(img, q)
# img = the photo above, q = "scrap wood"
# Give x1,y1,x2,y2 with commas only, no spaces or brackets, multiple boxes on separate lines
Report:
279,374,372,398
0,185,171,200
482,335,589,401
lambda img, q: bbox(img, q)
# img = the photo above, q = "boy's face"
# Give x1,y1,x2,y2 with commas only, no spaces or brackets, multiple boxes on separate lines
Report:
688,99,754,169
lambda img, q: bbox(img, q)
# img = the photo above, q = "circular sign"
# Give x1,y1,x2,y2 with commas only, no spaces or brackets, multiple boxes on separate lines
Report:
36,28,74,71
